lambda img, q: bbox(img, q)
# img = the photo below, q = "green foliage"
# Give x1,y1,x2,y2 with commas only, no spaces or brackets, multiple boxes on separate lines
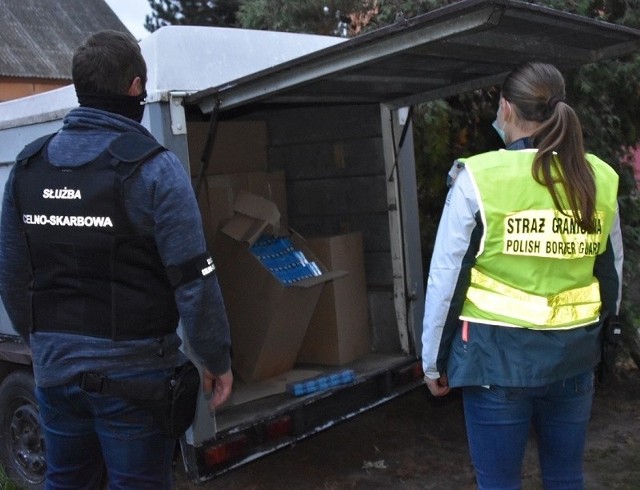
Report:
413,89,503,259
144,0,240,32
567,58,640,192
364,0,455,30
0,465,21,490
619,192,640,327
413,100,450,259
237,0,364,34
238,0,456,35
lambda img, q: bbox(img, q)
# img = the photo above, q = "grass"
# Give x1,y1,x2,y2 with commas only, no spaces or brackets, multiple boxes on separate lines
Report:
0,466,22,490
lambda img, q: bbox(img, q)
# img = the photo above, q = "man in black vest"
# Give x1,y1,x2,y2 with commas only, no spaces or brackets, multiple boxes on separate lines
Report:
0,30,232,488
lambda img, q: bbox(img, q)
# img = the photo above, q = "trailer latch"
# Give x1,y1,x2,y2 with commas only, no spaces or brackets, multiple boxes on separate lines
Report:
169,92,187,135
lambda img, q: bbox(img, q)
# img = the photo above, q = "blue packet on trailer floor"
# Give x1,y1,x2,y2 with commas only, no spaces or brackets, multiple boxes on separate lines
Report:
286,369,356,397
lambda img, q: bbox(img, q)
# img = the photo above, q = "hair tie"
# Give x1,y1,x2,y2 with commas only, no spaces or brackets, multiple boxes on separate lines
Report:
547,96,564,110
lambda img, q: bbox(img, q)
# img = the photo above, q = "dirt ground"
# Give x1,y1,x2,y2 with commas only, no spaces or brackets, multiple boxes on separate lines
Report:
174,356,640,489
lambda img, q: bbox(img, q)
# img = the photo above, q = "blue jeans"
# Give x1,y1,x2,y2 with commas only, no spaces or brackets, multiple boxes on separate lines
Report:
35,369,176,490
462,371,594,490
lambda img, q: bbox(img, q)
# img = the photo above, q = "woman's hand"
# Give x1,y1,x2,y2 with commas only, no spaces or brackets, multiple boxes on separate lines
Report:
424,374,450,397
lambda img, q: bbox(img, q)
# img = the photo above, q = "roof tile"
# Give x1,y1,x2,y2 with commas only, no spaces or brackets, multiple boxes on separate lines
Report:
0,0,131,80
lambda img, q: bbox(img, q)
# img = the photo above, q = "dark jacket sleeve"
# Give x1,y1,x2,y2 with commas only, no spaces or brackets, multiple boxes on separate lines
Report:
0,167,32,342
129,151,232,375
593,210,623,319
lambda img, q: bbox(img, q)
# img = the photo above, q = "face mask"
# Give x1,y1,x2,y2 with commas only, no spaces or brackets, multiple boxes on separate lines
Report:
492,100,509,143
76,90,147,123
492,119,506,144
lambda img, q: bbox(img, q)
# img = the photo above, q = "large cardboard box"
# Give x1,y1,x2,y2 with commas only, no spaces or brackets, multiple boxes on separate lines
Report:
214,191,343,383
188,121,268,176
297,232,370,366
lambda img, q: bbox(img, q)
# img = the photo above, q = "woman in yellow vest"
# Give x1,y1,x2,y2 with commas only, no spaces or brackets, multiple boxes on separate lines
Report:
422,62,623,489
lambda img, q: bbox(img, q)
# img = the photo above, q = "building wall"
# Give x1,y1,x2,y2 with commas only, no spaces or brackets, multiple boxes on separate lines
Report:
0,77,70,102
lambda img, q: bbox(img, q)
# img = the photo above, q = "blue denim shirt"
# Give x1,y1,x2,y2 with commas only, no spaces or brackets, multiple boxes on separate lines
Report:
0,107,231,387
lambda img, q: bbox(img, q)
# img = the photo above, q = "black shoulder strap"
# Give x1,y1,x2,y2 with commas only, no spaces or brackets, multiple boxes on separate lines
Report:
108,132,165,164
16,133,56,165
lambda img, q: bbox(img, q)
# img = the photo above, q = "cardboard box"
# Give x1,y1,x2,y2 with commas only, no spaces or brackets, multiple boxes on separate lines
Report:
204,175,235,239
187,121,268,176
297,232,370,365
245,171,287,228
206,171,288,237
214,191,343,383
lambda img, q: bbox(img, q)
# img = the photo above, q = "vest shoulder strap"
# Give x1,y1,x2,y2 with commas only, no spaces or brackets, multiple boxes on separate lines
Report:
16,133,55,165
108,132,165,164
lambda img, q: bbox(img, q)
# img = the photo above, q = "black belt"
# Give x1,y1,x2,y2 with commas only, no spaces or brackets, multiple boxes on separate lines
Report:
78,372,166,401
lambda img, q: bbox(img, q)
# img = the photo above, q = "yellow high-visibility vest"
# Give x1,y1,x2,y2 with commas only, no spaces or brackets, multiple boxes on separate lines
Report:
458,149,618,330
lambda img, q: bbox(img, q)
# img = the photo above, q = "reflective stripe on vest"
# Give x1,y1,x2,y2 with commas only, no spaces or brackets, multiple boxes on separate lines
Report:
462,267,601,330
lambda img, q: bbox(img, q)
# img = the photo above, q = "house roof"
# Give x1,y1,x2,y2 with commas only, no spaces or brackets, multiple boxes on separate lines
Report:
0,0,131,80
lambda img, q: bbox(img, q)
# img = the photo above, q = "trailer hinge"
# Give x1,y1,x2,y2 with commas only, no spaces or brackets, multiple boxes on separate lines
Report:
169,92,187,135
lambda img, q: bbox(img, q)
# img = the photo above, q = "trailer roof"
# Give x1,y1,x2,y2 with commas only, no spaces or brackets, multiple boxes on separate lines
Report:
141,26,345,99
0,26,343,130
189,0,640,114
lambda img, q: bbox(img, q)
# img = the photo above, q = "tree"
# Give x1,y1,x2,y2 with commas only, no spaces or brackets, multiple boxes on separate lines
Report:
144,0,240,32
236,0,371,35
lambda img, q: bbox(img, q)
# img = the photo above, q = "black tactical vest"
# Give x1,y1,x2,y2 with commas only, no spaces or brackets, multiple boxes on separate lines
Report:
13,133,179,340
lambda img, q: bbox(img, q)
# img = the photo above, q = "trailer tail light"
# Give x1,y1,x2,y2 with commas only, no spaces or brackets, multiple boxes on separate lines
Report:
204,435,247,466
264,415,293,442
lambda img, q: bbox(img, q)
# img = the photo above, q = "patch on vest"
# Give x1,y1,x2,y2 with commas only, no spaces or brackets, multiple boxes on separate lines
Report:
502,209,603,258
22,214,114,228
43,188,82,199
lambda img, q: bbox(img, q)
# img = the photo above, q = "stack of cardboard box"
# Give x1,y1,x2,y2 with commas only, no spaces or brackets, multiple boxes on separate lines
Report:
188,121,370,383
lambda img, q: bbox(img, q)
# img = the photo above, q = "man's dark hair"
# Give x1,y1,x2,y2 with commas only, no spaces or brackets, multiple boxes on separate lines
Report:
72,30,147,95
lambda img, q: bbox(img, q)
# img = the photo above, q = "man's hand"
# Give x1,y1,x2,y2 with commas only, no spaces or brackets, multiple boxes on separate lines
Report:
203,368,233,409
424,374,450,397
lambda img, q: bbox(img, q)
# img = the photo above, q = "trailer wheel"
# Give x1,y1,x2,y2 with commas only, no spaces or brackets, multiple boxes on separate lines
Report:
0,370,45,489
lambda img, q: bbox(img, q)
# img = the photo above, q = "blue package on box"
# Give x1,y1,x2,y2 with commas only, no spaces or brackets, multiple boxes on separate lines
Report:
252,233,323,285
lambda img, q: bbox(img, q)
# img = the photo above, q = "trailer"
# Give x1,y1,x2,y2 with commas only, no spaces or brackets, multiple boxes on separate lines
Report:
0,0,638,487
